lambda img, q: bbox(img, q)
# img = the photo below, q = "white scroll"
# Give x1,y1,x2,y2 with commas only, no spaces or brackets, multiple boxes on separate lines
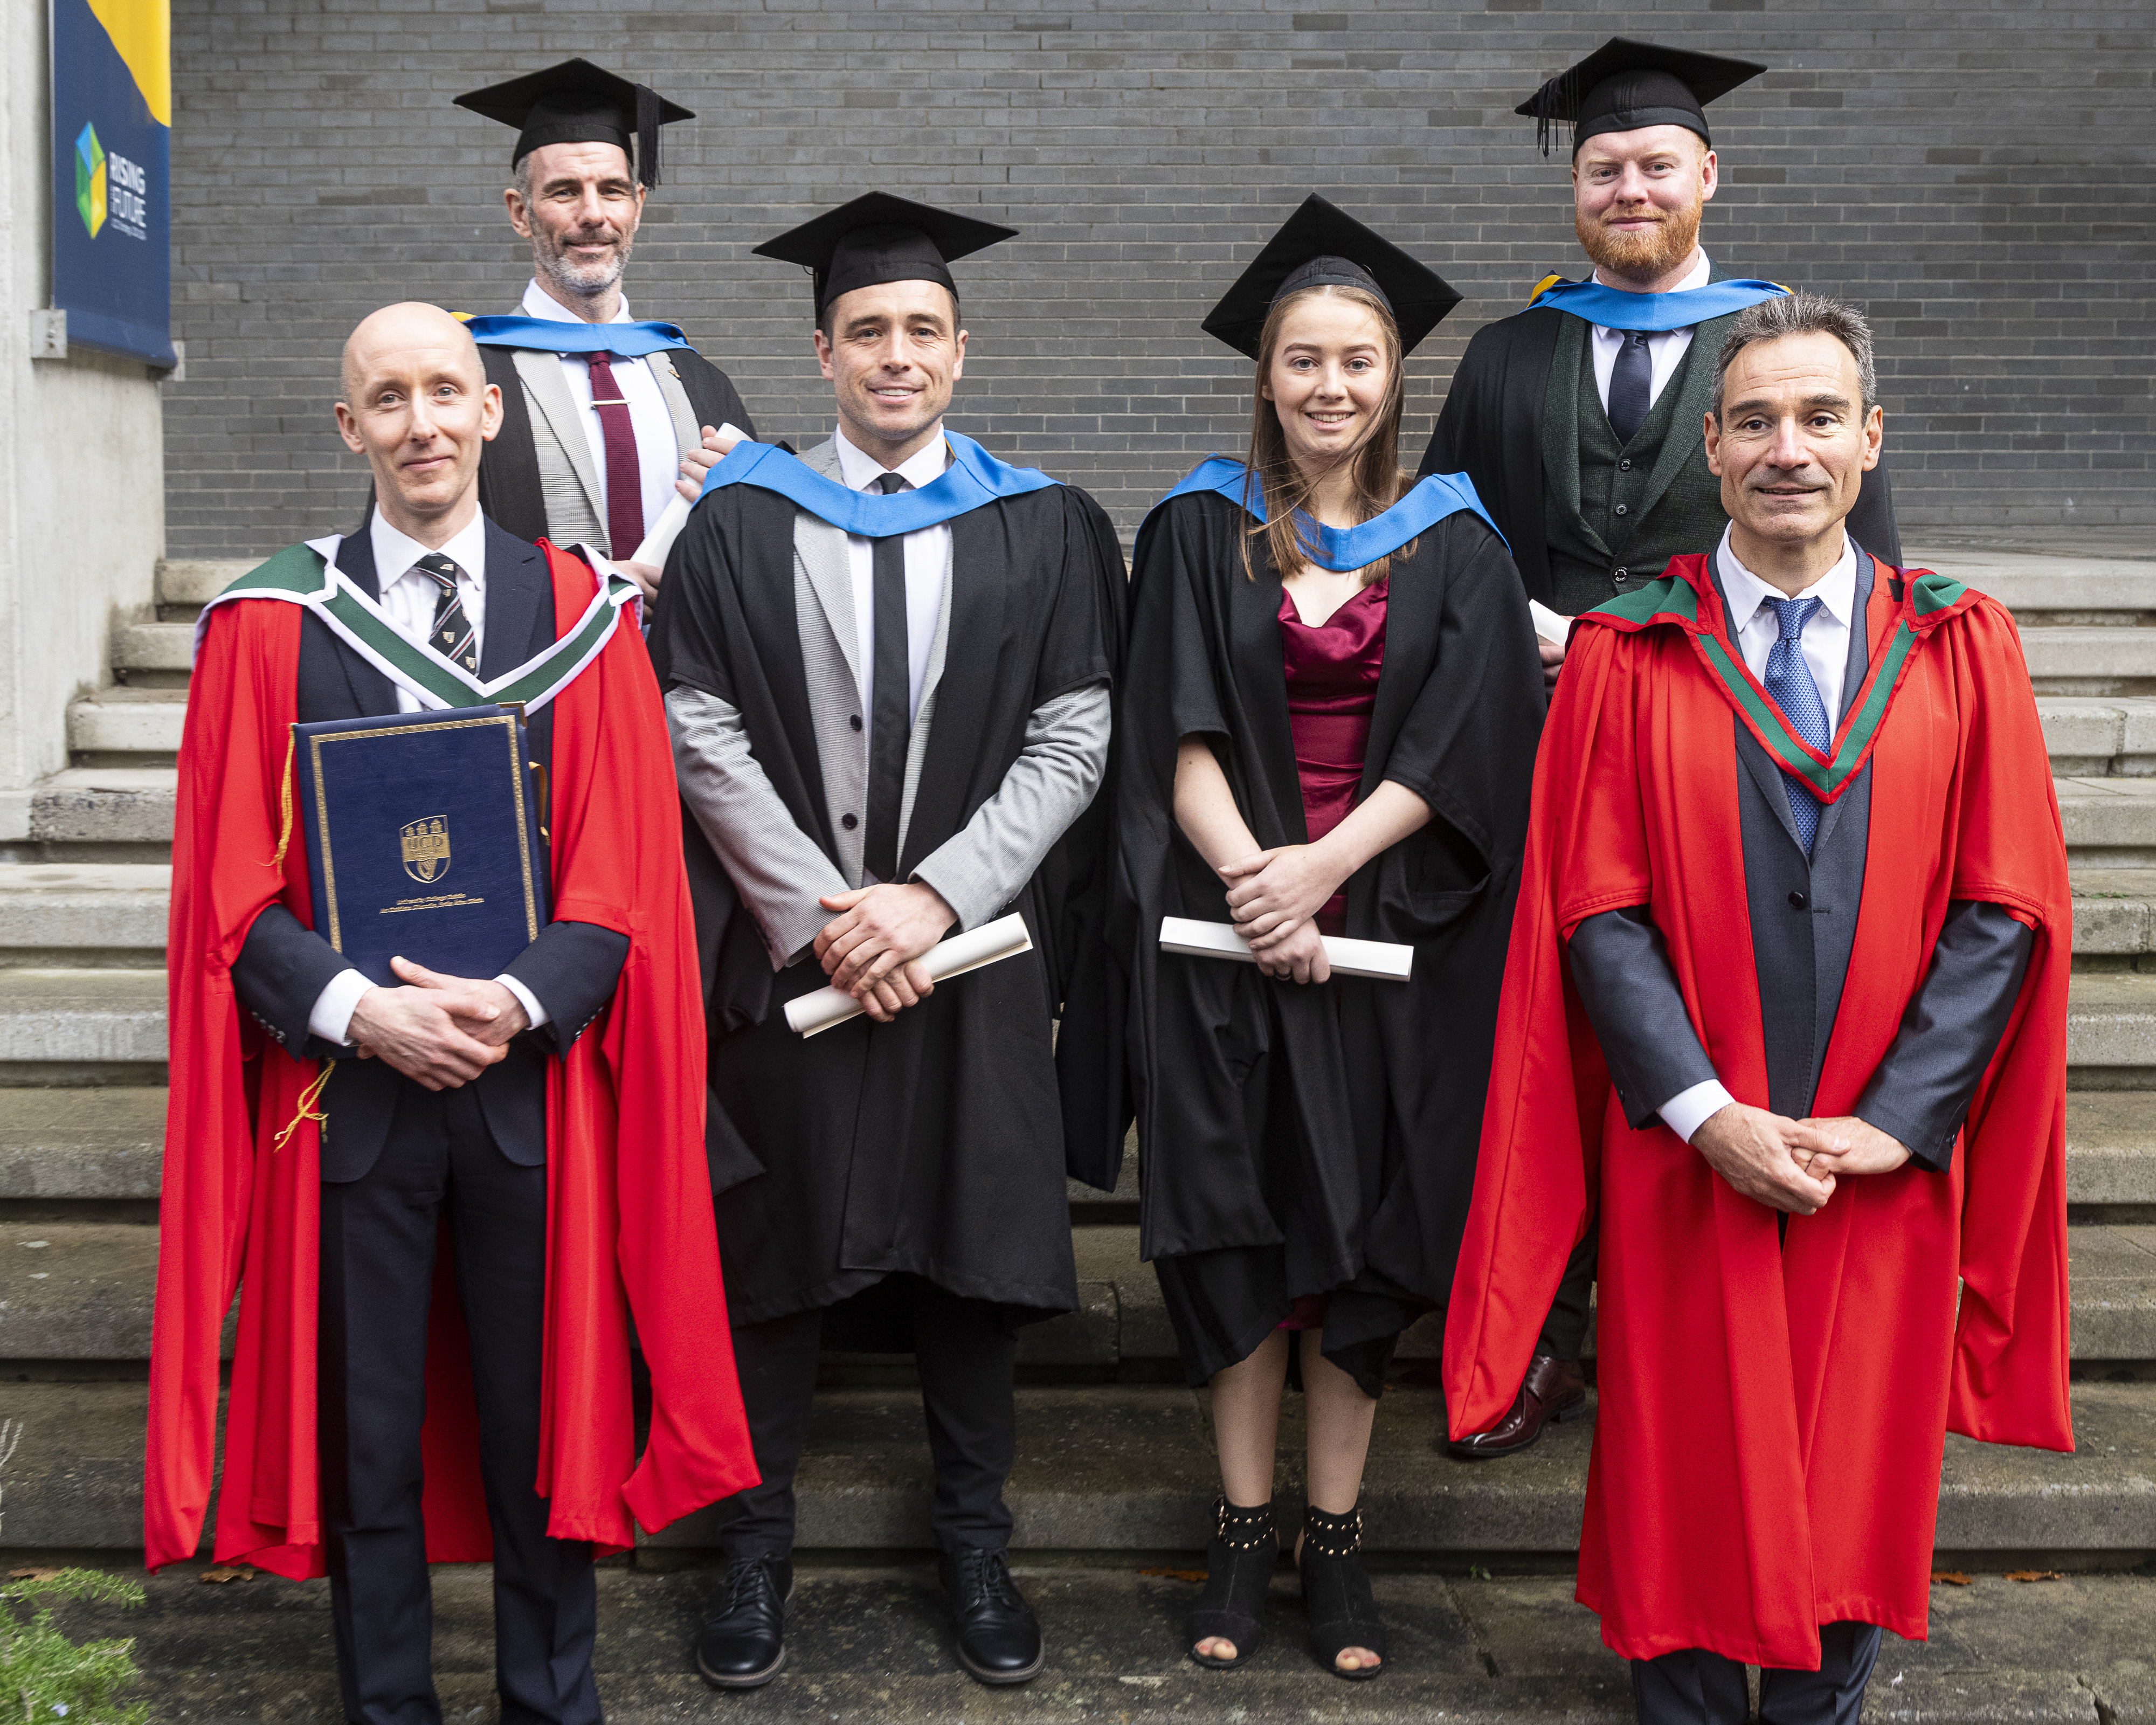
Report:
785,912,1034,1038
1159,916,1413,983
1529,599,1571,647
629,423,750,568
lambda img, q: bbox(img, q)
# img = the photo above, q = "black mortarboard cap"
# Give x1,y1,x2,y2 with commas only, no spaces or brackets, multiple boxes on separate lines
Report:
455,58,693,189
1515,38,1766,158
754,192,1019,321
1200,194,1461,361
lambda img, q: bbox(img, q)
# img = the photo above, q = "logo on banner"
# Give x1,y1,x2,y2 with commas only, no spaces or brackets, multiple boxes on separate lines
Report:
75,120,147,242
74,123,106,236
399,817,452,884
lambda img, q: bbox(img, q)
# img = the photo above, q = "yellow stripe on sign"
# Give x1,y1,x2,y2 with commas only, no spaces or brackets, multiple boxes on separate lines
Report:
85,0,171,128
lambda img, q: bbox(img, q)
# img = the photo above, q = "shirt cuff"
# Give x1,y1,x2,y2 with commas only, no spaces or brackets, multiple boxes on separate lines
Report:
1660,1079,1737,1145
308,968,374,1048
495,973,551,1030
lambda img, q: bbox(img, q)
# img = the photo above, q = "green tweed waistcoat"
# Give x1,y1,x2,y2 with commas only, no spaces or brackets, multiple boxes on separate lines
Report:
1541,308,1741,617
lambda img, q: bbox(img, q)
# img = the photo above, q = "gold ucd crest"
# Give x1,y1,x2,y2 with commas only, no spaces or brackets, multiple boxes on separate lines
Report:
400,817,451,884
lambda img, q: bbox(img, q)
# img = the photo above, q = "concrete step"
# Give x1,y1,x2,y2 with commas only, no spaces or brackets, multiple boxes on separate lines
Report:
0,1087,164,1198
2065,972,2156,1078
2041,699,2156,777
2022,627,2156,696
5,858,2155,966
9,1217,2144,1368
65,688,185,757
158,556,248,611
9,1377,2151,1556
0,969,166,1072
111,620,193,674
27,1564,2156,1724
5,1091,2153,1212
1921,546,2156,621
19,769,175,853
0,865,169,961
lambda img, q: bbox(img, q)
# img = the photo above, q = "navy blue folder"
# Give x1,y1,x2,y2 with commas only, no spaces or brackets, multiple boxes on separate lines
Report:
293,704,549,986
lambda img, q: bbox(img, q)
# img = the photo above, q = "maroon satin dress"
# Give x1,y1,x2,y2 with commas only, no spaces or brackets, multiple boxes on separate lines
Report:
1279,580,1387,938
1274,578,1386,1332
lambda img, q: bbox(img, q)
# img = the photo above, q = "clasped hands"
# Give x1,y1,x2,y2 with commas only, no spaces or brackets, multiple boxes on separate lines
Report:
813,882,958,1024
1217,841,1350,985
613,423,746,599
1689,1103,1912,1215
345,956,529,1091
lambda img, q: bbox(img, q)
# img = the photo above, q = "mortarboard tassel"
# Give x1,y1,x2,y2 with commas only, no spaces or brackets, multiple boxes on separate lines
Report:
636,82,662,188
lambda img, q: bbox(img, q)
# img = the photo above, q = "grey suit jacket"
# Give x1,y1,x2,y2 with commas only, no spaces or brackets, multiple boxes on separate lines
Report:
1567,544,2031,1169
512,347,703,552
669,437,1111,968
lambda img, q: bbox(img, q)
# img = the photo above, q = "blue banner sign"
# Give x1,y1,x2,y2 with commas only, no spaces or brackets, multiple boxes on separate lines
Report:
51,0,174,366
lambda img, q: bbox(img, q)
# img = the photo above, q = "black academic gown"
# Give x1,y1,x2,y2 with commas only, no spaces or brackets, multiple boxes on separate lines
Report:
1110,493,1544,1394
1416,288,1901,607
648,477,1119,1329
475,344,758,548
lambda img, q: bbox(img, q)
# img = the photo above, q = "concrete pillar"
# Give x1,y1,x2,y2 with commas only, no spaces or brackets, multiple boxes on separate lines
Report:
0,0,166,833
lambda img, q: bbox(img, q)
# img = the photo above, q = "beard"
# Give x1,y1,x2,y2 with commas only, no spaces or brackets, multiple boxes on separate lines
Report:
533,223,632,300
1576,195,1703,281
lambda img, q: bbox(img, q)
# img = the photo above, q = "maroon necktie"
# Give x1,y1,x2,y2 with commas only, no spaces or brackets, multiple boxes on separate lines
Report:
584,351,645,560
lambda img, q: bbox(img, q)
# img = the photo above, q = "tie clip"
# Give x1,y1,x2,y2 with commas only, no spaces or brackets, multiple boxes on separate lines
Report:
589,396,630,406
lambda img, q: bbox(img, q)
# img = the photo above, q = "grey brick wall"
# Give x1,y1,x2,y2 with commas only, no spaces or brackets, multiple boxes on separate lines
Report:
163,0,2154,557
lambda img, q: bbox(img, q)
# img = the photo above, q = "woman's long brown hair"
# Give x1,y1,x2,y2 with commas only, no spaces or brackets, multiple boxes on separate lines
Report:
1238,282,1414,587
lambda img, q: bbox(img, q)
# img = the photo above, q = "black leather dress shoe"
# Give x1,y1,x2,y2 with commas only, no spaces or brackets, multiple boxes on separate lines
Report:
1447,1354,1588,1459
695,1555,793,1689
938,1546,1044,1685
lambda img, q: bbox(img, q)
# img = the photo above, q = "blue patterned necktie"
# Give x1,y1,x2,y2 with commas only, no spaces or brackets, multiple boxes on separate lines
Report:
413,553,478,673
1761,595,1830,854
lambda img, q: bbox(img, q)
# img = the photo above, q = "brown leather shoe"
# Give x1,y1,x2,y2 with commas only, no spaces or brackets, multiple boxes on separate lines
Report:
1446,1355,1587,1459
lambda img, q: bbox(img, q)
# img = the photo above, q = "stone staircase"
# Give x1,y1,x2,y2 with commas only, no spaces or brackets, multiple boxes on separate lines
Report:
4,542,2153,1588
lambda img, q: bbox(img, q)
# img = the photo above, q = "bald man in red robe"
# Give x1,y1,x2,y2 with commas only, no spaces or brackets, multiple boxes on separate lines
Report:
1445,294,2070,1725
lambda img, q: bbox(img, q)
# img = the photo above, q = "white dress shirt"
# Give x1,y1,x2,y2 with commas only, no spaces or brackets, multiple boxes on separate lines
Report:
306,508,549,1046
832,423,950,727
1655,523,1859,1145
1589,250,1711,416
520,280,681,544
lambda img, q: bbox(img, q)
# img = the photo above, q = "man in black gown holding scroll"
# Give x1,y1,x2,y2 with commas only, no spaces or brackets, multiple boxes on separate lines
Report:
651,194,1123,1690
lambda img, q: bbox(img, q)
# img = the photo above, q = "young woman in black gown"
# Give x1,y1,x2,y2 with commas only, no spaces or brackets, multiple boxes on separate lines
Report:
1112,197,1544,1678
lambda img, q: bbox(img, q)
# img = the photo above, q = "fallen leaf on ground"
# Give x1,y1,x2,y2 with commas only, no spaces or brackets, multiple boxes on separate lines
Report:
199,1565,255,1583
2004,1569,2063,1583
1138,1567,1207,1583
7,1567,66,1581
1930,1571,1973,1585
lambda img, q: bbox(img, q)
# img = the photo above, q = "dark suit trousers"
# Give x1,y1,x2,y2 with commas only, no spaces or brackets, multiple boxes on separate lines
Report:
319,1081,598,1725
718,1274,1018,1560
1632,1622,1882,1725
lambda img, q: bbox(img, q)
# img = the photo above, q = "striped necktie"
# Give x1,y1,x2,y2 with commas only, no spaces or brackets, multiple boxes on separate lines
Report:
412,553,478,673
1761,595,1829,854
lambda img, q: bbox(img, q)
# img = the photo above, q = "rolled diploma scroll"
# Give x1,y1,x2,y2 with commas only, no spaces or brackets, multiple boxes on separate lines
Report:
1529,599,1571,647
629,423,751,568
1159,916,1413,983
785,912,1034,1038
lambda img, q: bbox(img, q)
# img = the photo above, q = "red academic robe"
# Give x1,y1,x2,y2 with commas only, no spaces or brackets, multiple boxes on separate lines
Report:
1444,554,2072,1668
146,541,758,1576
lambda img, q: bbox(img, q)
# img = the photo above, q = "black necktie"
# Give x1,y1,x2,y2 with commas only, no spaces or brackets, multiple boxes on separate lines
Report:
413,553,478,673
863,472,913,881
1607,329,1653,444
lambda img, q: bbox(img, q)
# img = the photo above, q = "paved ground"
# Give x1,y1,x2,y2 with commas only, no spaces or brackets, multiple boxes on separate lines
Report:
37,1560,2156,1723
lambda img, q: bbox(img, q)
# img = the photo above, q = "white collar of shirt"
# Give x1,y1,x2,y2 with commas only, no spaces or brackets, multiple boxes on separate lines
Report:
1587,252,1711,413
832,422,951,492
1716,525,1856,638
368,507,488,602
1716,522,1857,720
520,279,634,325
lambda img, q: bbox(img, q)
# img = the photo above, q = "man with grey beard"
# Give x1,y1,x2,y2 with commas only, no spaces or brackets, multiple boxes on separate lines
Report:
453,60,758,597
1416,39,1901,1462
